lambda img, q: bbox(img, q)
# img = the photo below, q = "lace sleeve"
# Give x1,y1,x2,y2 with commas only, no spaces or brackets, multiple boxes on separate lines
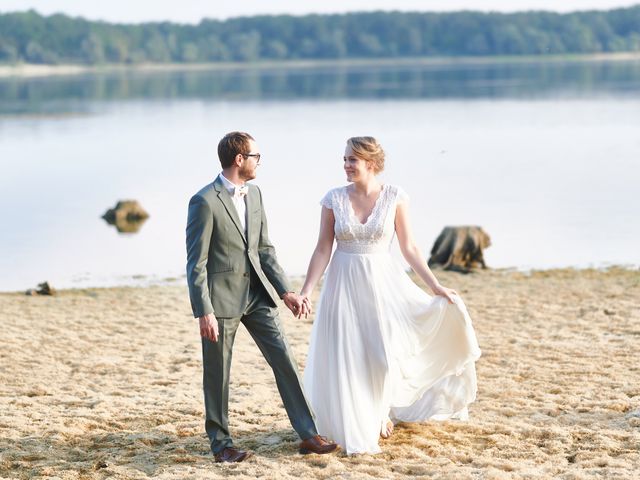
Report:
395,186,409,205
320,189,334,209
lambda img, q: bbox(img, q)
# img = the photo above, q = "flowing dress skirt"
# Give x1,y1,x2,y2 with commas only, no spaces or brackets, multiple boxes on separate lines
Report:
304,250,481,454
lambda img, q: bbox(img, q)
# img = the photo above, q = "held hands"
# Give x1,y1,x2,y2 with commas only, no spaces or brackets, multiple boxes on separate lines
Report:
300,295,312,318
432,284,458,304
200,293,311,342
199,313,219,342
282,292,313,319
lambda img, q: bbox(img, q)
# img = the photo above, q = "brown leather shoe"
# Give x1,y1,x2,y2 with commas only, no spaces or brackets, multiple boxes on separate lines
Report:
214,447,253,463
299,435,339,455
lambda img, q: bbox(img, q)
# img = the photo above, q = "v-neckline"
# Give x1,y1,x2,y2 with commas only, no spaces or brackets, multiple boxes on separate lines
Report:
346,184,386,226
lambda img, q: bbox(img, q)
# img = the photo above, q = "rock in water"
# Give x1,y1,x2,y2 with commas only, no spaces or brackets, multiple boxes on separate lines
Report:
428,226,491,273
102,200,149,233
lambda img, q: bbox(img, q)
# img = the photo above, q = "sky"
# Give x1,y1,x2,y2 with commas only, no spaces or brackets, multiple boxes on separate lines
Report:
1,1,639,24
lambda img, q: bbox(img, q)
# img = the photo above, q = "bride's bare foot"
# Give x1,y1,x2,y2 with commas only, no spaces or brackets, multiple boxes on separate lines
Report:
380,418,394,439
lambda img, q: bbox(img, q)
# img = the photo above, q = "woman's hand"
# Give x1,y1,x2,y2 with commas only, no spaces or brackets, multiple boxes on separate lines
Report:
432,284,458,304
299,294,313,319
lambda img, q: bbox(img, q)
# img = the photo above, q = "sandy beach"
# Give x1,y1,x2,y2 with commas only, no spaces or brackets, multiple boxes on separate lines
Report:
1,53,639,79
0,267,638,479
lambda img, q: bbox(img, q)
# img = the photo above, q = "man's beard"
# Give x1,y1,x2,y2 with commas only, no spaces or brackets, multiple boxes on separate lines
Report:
239,164,256,181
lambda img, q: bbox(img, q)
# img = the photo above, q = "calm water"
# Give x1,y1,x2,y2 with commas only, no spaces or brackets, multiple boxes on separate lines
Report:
1,59,639,291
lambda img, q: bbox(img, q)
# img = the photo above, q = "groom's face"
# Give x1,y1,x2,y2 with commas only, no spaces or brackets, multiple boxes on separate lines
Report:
239,139,260,181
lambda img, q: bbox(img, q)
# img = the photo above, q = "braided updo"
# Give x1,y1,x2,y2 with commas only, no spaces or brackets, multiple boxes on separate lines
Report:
346,136,385,174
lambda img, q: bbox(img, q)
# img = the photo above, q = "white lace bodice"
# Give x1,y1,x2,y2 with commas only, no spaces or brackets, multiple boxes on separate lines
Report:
320,184,408,254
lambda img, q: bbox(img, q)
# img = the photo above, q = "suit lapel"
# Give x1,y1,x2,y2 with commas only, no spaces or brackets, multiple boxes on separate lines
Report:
213,176,247,244
245,186,258,247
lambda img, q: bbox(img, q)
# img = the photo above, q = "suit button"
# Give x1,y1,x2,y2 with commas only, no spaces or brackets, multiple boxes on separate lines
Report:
247,248,252,254
243,272,249,277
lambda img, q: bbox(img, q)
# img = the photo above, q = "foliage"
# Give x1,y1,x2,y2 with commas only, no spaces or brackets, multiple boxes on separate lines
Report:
0,7,639,64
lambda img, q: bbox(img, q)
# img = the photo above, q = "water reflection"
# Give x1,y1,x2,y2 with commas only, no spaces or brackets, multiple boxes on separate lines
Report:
102,215,148,234
1,59,639,115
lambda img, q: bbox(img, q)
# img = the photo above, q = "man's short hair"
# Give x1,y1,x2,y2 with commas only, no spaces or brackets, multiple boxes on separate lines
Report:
218,131,255,168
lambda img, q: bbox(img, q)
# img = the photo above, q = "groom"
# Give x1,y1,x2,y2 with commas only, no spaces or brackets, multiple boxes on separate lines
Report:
186,131,337,462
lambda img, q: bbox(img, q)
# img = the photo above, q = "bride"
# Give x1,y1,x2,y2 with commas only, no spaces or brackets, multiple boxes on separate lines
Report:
299,136,481,454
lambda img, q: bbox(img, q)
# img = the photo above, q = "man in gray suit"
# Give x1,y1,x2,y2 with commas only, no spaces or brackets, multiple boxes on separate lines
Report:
186,131,337,462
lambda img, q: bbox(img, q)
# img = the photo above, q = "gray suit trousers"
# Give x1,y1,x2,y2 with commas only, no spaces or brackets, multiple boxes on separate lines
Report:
201,284,318,454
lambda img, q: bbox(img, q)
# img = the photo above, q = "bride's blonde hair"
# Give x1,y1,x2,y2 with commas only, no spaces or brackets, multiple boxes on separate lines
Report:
347,136,385,174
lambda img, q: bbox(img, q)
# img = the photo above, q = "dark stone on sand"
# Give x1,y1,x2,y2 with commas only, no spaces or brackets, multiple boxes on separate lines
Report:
26,281,56,296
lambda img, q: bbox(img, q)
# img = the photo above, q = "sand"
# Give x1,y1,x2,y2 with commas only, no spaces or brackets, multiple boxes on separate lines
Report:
1,53,639,78
0,268,638,479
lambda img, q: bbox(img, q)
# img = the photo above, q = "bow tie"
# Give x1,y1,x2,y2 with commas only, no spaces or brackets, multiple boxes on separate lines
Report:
233,185,248,198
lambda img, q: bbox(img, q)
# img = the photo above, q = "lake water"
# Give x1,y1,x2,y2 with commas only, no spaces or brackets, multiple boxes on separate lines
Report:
1,59,639,291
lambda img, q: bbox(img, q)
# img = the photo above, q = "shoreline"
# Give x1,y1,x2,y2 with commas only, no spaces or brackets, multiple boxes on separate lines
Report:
1,264,637,295
1,52,640,79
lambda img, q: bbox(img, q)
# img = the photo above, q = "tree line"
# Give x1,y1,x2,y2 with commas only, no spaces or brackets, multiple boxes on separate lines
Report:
0,7,639,65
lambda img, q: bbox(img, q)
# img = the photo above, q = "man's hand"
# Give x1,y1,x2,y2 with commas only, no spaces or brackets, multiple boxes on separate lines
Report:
199,313,219,342
282,292,311,319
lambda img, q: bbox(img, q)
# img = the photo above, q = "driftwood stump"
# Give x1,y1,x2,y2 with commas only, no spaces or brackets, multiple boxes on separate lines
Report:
428,226,491,273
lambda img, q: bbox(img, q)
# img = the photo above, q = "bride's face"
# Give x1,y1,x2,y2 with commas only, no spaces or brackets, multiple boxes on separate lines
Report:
343,146,373,183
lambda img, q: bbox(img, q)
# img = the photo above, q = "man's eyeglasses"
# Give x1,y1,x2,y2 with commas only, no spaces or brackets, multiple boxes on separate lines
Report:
242,153,261,163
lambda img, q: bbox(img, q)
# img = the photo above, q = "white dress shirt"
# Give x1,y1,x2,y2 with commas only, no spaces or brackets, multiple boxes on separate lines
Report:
218,173,247,233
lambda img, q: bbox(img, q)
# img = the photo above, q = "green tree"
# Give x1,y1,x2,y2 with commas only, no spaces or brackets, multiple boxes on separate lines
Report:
320,30,347,58
181,42,199,62
228,31,261,61
104,35,130,62
466,33,491,55
264,40,288,59
198,35,230,61
81,33,105,64
0,41,18,62
145,33,171,62
25,40,57,63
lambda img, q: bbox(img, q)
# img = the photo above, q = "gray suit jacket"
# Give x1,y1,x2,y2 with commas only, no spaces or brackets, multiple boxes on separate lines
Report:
186,176,292,318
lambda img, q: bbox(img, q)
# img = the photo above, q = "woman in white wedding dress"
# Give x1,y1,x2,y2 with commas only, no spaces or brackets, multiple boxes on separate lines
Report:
299,136,481,455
